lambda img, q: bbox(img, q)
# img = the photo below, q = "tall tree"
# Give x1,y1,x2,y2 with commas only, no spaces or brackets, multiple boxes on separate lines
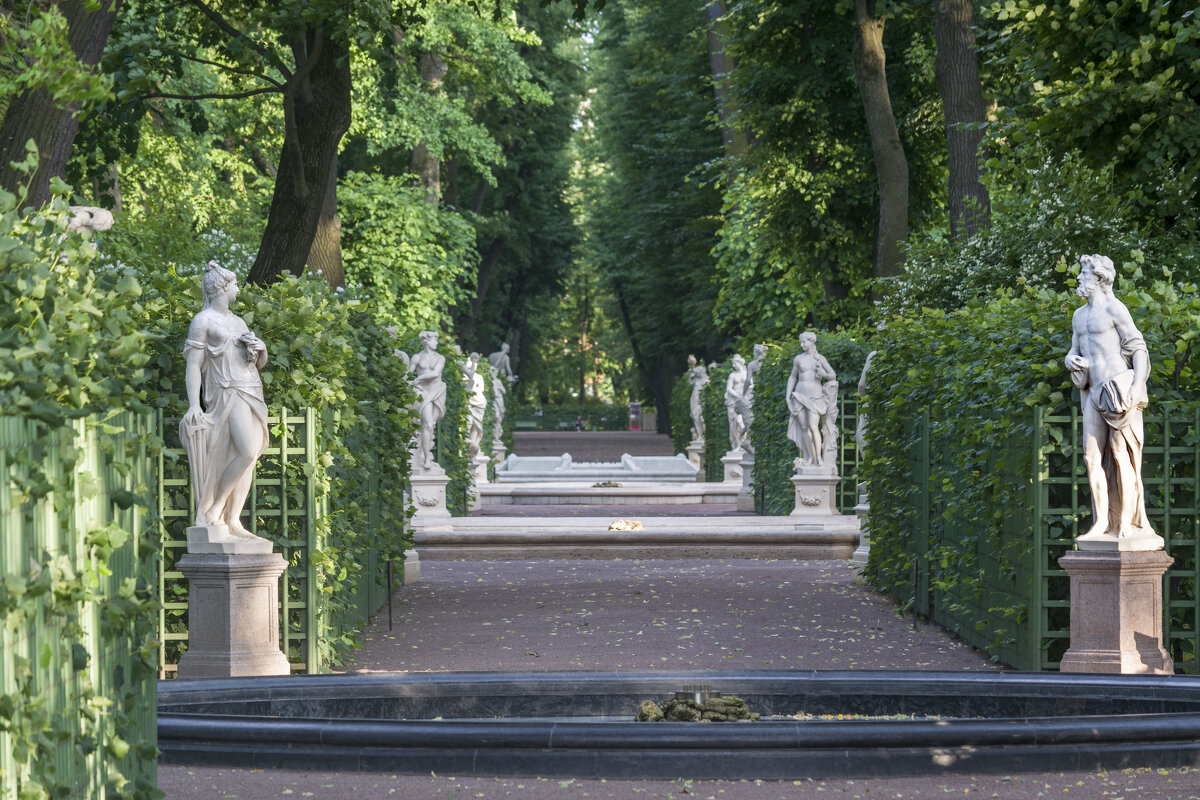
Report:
851,0,908,282
704,0,747,160
0,1,119,206
934,0,989,238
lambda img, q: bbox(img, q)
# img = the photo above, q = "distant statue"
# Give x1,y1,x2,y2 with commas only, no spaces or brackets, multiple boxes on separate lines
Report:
1065,254,1160,549
411,330,447,473
785,331,839,471
737,343,767,454
491,372,507,446
465,353,487,459
725,354,747,451
180,261,270,546
855,350,876,456
67,206,114,233
488,343,516,383
686,354,709,442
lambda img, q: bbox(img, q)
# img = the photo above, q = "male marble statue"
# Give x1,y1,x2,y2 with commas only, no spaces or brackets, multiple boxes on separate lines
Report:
465,353,487,458
725,355,747,451
411,330,447,472
785,331,839,470
686,354,709,441
1065,254,1160,549
737,344,767,452
488,343,516,383
180,261,270,547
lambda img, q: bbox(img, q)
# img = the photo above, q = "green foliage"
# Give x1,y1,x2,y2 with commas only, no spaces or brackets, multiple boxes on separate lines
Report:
511,400,629,431
0,3,112,116
886,149,1200,314
701,361,732,483
341,172,478,332
749,333,869,514
983,0,1200,218
432,344,472,516
862,260,1200,653
669,373,692,456
713,0,945,337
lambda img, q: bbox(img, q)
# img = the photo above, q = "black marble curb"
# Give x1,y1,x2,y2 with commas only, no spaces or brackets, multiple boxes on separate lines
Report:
157,670,1200,779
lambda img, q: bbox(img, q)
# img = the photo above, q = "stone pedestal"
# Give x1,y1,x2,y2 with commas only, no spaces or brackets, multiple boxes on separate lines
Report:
492,440,507,466
686,441,704,470
789,467,840,516
402,548,421,584
1058,549,1173,675
186,523,273,555
851,482,870,566
721,449,744,484
410,465,451,522
469,452,490,511
736,452,756,512
176,552,290,679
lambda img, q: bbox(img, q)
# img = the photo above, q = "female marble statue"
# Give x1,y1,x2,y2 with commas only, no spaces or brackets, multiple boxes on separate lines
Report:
686,354,709,442
180,261,269,541
785,332,839,469
411,330,447,472
737,343,767,454
465,353,487,458
724,355,747,451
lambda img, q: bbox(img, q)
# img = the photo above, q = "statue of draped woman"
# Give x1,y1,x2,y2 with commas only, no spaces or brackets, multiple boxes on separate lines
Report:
411,330,447,473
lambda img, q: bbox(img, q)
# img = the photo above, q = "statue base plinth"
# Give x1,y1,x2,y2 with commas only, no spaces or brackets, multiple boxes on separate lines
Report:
736,451,756,512
411,465,451,522
789,468,840,516
1058,549,1173,674
686,441,704,470
1077,528,1166,552
403,548,421,584
492,441,507,466
176,552,290,679
851,483,870,566
186,524,273,555
469,453,490,511
721,449,745,484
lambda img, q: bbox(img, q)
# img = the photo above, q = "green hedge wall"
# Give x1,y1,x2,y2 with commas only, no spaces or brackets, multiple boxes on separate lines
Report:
669,373,692,456
702,361,732,482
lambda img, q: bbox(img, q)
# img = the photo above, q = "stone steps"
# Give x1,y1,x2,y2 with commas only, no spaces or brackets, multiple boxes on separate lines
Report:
478,482,740,506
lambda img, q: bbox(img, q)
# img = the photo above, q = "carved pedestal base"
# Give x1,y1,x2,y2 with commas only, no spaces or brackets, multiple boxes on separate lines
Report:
686,441,704,470
851,483,870,566
176,552,290,679
736,452,756,512
186,523,273,555
402,548,421,584
492,441,507,466
411,466,451,522
469,452,490,511
1058,549,1173,675
789,468,840,516
721,449,744,484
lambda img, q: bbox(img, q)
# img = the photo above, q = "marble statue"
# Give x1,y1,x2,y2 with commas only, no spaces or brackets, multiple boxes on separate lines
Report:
1065,254,1160,549
737,344,767,453
180,261,271,547
785,331,839,471
465,353,487,458
686,354,709,442
488,343,516,383
68,206,114,233
492,373,507,442
855,350,876,455
411,330,447,473
725,355,747,451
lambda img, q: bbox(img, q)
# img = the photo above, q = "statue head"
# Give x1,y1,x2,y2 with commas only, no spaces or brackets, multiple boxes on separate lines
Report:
201,261,238,309
799,331,817,352
467,352,481,369
753,343,767,359
500,343,510,354
688,354,697,367
732,354,746,370
419,330,439,350
1077,254,1115,299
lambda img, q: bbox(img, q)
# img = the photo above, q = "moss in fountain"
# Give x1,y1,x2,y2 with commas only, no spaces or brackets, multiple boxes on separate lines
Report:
636,696,760,722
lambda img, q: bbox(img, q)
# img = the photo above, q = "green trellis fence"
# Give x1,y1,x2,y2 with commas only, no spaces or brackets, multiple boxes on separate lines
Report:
900,401,1200,672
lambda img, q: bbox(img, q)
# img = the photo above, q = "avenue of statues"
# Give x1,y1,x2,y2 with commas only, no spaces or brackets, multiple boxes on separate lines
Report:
1065,254,1162,551
786,331,839,473
180,261,272,553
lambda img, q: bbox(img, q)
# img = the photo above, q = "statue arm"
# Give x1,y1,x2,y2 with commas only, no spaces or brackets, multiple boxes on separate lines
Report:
785,360,799,411
816,355,836,381
183,317,208,422
1113,303,1150,403
1065,311,1088,372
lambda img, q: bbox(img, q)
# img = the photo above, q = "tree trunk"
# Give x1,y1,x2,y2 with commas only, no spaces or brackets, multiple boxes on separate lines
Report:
307,154,345,287
247,32,351,286
410,52,448,205
614,283,667,434
0,0,121,207
459,236,506,346
704,0,748,159
935,0,990,238
851,0,909,283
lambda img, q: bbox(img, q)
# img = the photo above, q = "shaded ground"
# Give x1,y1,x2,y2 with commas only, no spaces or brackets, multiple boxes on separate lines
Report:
513,431,675,461
159,558,1200,798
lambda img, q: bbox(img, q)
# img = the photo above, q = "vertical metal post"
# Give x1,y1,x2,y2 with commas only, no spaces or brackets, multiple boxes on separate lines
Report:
387,559,394,631
305,407,320,673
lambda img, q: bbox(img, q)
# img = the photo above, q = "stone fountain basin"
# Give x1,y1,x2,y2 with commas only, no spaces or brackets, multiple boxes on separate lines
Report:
158,670,1200,779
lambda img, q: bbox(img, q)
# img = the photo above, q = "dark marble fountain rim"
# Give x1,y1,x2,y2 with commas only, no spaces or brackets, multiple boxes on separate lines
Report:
158,671,1200,779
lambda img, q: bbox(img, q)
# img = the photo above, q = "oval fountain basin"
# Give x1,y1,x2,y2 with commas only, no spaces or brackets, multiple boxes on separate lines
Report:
158,670,1200,779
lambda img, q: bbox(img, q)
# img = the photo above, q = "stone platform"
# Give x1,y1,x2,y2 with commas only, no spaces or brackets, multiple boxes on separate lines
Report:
479,481,737,506
413,513,858,560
